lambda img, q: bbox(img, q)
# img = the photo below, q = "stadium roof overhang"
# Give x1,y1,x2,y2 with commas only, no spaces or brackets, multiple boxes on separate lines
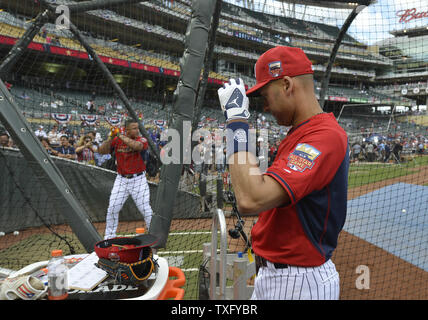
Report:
390,26,428,38
274,0,374,9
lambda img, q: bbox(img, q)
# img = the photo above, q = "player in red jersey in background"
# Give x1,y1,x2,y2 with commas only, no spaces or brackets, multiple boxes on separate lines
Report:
218,46,349,300
98,119,153,240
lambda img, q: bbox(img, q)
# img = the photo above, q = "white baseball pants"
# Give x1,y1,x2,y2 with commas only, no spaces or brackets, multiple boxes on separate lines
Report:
104,173,153,240
251,259,340,300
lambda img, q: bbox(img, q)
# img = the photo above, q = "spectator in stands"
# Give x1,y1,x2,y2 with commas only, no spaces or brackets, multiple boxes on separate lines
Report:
268,139,280,166
98,105,106,115
41,28,47,39
194,136,207,187
417,140,424,156
366,141,375,162
54,135,77,160
61,124,71,137
4,81,12,91
88,130,109,166
377,140,385,161
392,139,403,164
88,130,102,146
58,125,69,139
150,128,161,148
352,143,361,162
20,91,30,100
69,129,79,147
40,136,56,155
35,125,47,138
0,131,11,147
75,135,96,165
52,36,60,46
215,141,226,173
256,137,268,168
86,99,96,114
47,124,60,147
384,142,391,163
95,150,111,167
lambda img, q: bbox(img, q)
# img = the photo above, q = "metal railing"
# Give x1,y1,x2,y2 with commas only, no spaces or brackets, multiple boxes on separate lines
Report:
209,208,228,300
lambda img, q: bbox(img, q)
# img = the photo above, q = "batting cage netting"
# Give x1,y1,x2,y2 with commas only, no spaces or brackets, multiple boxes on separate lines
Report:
0,0,427,300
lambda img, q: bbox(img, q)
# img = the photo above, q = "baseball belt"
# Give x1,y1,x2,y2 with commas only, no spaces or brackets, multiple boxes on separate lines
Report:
255,255,289,273
120,171,144,179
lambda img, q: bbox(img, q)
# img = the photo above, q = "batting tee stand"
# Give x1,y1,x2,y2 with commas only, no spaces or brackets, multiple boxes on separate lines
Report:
203,209,256,300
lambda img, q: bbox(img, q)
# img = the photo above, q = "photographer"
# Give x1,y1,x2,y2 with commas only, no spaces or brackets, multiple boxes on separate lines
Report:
75,134,96,165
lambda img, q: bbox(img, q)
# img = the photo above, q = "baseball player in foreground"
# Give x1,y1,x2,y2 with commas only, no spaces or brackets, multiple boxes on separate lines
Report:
98,119,153,240
218,46,349,300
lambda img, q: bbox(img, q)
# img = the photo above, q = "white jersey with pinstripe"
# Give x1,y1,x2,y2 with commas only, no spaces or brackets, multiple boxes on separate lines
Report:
250,259,340,300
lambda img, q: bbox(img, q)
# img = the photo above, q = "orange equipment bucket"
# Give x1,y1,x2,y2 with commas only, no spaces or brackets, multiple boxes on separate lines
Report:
157,266,186,300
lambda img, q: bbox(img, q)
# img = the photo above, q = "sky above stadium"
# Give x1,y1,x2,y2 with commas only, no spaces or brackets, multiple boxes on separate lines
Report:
225,0,427,45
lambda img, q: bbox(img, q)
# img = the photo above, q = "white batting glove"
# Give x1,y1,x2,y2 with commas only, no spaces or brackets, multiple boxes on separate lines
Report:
218,78,250,122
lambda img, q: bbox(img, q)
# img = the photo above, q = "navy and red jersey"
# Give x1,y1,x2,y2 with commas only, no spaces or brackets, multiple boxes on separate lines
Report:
251,113,349,267
111,136,148,175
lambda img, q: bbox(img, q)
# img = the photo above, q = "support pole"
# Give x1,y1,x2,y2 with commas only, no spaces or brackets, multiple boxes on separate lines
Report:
192,0,222,133
150,0,218,248
319,5,367,109
0,11,49,77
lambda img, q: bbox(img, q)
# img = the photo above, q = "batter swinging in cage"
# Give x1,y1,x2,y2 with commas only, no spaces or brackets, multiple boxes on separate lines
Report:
98,118,153,240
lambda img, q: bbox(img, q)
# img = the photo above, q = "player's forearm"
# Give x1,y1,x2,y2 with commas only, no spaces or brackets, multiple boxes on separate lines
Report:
229,151,290,215
98,139,112,154
118,134,143,152
228,152,265,215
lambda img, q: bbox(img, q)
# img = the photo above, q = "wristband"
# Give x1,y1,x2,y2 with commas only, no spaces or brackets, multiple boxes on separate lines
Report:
225,121,249,159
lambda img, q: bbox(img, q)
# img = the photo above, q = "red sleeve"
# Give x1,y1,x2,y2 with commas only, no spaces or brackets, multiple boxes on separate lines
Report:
265,130,347,205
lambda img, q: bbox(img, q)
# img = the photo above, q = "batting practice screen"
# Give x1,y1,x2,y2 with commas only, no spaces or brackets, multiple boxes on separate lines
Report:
0,0,427,300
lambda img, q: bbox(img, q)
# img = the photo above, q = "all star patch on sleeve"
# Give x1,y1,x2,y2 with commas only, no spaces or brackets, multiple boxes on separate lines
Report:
287,143,321,172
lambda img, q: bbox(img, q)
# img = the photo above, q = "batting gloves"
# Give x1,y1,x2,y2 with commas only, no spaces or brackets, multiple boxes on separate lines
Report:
218,78,250,123
218,78,252,159
109,127,120,140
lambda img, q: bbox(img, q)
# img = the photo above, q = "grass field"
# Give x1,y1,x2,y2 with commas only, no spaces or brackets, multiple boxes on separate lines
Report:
0,233,86,269
348,156,428,189
156,230,220,299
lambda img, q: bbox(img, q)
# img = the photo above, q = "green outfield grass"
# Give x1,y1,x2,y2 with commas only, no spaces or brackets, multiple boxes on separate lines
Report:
0,233,86,271
156,230,216,299
348,156,428,189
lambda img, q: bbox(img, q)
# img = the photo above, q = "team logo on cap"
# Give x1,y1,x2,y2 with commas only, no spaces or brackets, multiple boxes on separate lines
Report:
287,143,321,172
268,61,282,77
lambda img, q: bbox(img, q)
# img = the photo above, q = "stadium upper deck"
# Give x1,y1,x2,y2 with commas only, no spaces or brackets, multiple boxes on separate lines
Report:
0,0,417,111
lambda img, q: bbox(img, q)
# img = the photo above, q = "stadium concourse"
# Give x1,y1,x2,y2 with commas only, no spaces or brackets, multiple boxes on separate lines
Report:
0,0,427,300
